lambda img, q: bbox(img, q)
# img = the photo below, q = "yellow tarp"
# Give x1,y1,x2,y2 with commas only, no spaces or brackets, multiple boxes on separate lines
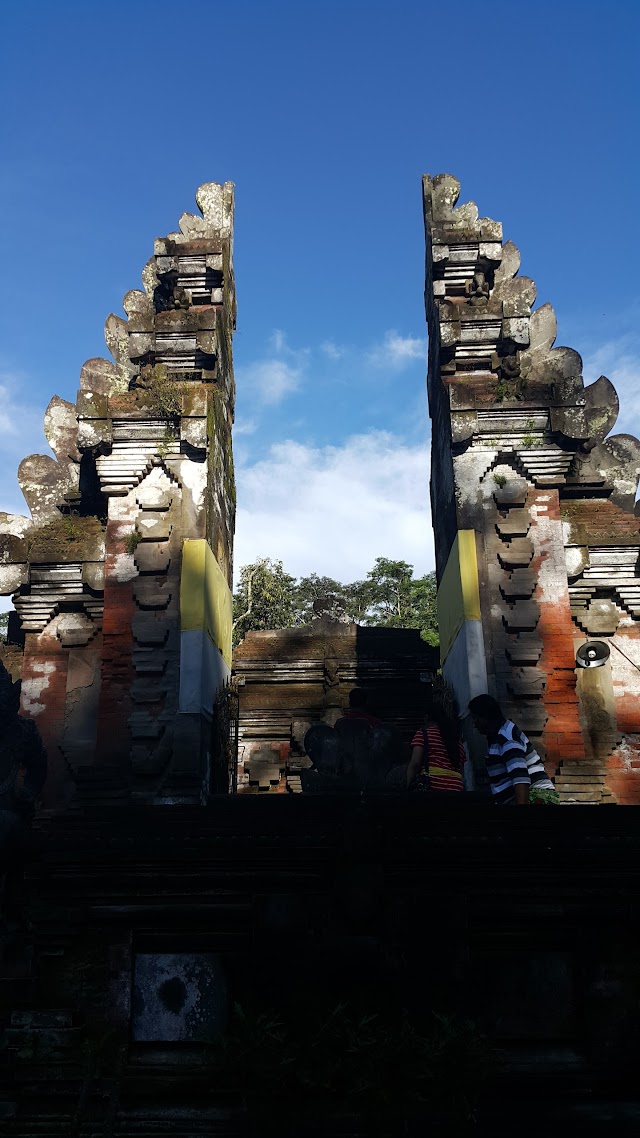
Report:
437,531,481,663
180,539,233,667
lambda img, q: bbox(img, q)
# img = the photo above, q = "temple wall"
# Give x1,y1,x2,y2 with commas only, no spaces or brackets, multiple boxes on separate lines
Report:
0,182,237,809
233,623,439,793
424,174,640,801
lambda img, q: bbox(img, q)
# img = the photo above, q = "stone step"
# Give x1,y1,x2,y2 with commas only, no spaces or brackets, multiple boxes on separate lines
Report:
11,1011,73,1029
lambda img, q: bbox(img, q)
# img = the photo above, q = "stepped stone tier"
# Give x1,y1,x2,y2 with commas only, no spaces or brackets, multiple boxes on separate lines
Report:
0,183,236,808
424,174,640,803
233,619,439,792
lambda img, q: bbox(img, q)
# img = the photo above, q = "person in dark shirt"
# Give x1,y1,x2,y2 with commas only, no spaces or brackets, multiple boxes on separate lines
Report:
336,688,383,728
0,661,47,932
468,693,558,805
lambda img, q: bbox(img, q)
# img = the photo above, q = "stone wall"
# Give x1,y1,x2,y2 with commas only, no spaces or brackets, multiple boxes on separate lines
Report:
233,620,438,792
0,183,237,808
424,174,640,802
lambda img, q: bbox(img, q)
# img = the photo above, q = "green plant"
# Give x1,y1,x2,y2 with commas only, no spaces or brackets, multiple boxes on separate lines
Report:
205,1001,491,1125
141,366,187,419
493,473,507,488
157,425,175,458
495,376,529,403
125,531,141,554
62,516,82,540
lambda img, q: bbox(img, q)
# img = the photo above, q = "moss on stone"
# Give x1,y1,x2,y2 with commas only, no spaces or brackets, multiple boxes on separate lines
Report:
135,365,188,419
27,515,105,564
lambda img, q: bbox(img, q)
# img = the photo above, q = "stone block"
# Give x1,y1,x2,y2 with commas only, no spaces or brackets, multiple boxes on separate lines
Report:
498,537,534,568
501,317,530,346
501,276,536,317
133,650,167,675
479,242,502,261
83,562,105,591
133,615,170,647
132,681,168,703
136,487,173,511
56,612,97,648
134,543,171,573
500,569,537,599
440,321,461,347
505,635,543,665
128,713,164,739
581,599,622,636
129,743,167,774
132,953,230,1042
181,417,208,449
514,702,548,733
0,563,28,594
79,357,122,395
136,515,171,542
507,668,545,697
133,580,172,609
493,477,529,508
76,391,110,419
502,600,540,632
496,509,531,538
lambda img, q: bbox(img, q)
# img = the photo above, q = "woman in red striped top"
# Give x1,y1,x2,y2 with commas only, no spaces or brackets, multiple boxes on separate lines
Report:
406,697,465,793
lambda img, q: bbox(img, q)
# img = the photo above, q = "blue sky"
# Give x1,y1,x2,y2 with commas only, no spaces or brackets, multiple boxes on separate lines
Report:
1,0,639,601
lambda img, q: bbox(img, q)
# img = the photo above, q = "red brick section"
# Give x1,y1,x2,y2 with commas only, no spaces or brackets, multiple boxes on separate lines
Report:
20,630,75,811
96,518,135,776
561,497,640,544
531,490,586,772
607,629,640,803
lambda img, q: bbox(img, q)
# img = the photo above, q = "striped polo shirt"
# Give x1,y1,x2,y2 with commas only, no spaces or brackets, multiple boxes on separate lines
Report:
486,720,554,804
410,725,465,792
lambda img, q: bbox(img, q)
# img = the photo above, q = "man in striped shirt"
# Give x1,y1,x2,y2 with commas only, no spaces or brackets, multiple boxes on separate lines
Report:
468,694,557,805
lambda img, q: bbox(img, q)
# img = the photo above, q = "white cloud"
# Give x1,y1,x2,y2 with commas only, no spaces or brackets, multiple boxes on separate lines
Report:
238,357,302,405
234,430,433,586
367,330,427,372
583,335,640,438
321,340,346,360
270,329,292,353
236,330,309,406
233,417,258,436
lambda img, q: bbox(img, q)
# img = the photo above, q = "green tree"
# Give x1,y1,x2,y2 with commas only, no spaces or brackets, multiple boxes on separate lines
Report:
365,557,415,625
294,574,348,624
232,558,298,646
342,579,376,624
232,557,439,648
363,558,438,645
408,571,439,646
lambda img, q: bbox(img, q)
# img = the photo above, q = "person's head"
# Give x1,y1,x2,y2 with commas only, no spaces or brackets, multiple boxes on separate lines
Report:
423,695,449,726
468,694,505,738
348,688,370,709
422,695,461,768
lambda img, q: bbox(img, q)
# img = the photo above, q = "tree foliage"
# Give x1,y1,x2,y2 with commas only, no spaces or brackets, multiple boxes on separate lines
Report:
232,558,298,645
232,556,438,647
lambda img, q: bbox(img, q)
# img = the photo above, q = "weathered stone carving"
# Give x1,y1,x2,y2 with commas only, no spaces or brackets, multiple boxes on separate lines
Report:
424,174,640,802
0,183,236,809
